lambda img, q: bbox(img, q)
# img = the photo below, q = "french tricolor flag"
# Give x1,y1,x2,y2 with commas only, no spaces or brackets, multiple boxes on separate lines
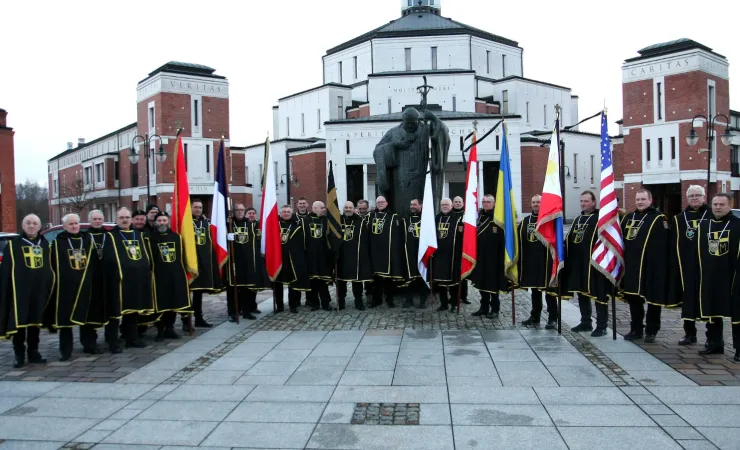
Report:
210,140,228,272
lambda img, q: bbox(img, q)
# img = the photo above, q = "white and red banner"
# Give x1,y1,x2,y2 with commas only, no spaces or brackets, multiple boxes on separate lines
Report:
460,133,478,279
417,162,437,287
260,138,282,281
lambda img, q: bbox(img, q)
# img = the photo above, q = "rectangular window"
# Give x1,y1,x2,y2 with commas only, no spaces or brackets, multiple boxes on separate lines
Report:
732,145,740,177
184,143,188,170
148,107,154,128
286,117,290,137
646,139,651,162
206,144,210,173
573,154,578,183
656,82,662,120
84,167,91,185
274,162,278,183
502,54,506,77
114,161,119,181
709,84,716,158
452,96,457,112
131,160,139,187
53,179,58,195
338,61,343,83
486,50,490,74
258,164,263,186
301,113,305,135
459,136,464,151
194,99,199,126
353,56,357,79
671,136,676,160
525,101,530,123
708,85,716,117
337,96,344,118
405,48,411,71
502,90,509,115
544,105,548,127
317,109,321,130
96,163,104,183
590,155,595,185
245,165,249,184
496,135,500,150
387,98,392,114
346,140,350,155
431,47,437,70
658,137,663,160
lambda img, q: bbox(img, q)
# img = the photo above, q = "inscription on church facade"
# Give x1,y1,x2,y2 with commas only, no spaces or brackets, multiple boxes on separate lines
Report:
623,54,729,82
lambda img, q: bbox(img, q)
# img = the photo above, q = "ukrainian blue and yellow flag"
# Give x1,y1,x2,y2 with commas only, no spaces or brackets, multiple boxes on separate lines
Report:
493,123,519,282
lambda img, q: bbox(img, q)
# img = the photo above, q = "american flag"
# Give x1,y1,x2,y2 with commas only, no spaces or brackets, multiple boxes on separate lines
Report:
590,111,624,284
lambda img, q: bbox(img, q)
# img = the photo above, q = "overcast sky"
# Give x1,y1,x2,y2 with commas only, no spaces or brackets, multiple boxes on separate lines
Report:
2,0,735,185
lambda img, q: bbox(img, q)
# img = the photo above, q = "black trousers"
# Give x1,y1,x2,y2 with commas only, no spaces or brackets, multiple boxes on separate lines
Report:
684,319,718,339
405,278,430,302
576,294,609,329
707,320,740,350
460,280,468,301
372,276,395,306
307,279,331,309
59,325,99,357
191,292,205,318
436,284,460,308
479,291,500,313
155,311,177,330
337,281,363,308
625,294,661,335
226,286,259,316
106,314,138,345
364,280,373,296
12,326,40,353
274,282,302,311
531,289,558,321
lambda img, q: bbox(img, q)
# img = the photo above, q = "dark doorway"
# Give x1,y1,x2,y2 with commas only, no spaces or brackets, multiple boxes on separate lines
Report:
346,165,364,204
482,161,500,197
449,182,465,201
647,183,681,218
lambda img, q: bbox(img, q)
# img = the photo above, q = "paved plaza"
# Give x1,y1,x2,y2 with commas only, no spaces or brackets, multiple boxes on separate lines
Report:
0,291,739,449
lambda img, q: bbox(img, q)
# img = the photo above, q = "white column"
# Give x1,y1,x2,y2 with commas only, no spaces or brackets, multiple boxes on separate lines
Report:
362,164,368,200
478,161,485,207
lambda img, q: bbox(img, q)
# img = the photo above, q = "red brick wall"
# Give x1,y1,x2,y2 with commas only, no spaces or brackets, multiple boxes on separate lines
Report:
622,79,654,127
358,104,370,118
346,109,359,119
231,152,245,187
486,104,500,115
475,101,486,114
289,151,327,205
202,97,230,140
621,128,643,175
0,109,16,232
520,144,548,213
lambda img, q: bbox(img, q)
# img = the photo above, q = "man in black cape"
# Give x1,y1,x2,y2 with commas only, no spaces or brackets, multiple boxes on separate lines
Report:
563,191,610,337
296,197,310,220
147,212,191,341
684,193,740,359
432,198,464,312
227,205,269,321
186,199,222,329
357,199,373,298
133,209,149,234
49,213,100,360
305,201,333,311
102,207,153,352
145,204,160,234
402,198,430,309
451,196,470,305
368,196,405,308
668,185,711,346
132,209,157,333
0,214,54,368
619,189,668,343
337,201,373,310
518,195,558,329
470,195,508,319
83,209,109,354
276,205,310,313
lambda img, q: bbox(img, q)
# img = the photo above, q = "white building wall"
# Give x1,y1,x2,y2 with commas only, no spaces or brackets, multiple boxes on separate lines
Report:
372,36,470,72
277,85,352,140
640,123,683,184
367,72,476,115
323,42,373,85
561,133,604,219
470,37,522,79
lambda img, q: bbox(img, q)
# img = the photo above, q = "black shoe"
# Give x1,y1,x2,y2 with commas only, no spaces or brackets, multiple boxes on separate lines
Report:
228,315,237,323
59,354,71,362
109,344,122,354
471,309,489,317
194,317,212,328
243,313,257,320
155,330,164,342
338,305,346,311
322,306,333,311
735,350,740,362
13,353,24,369
181,320,190,333
417,301,427,310
624,330,643,341
251,310,261,314
486,312,500,320
27,350,46,364
521,317,539,326
126,340,147,349
571,323,593,333
436,305,448,312
290,307,298,313
591,328,607,337
449,305,458,313
699,346,724,355
164,328,180,339
461,299,472,305
679,335,697,346
545,320,557,330
310,306,320,312
403,299,414,309
644,334,657,344
83,347,103,355
387,302,396,309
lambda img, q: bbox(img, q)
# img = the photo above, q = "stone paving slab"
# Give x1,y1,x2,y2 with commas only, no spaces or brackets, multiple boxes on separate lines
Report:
306,424,454,450
558,426,683,450
453,426,568,450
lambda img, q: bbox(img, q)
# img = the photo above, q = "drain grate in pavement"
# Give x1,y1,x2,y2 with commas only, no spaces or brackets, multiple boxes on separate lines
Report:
352,403,420,425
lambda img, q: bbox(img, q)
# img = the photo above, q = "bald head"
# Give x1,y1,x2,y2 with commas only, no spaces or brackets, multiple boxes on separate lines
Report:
22,214,42,238
343,201,355,216
531,194,542,215
312,201,326,216
440,198,452,214
376,196,388,211
453,196,464,210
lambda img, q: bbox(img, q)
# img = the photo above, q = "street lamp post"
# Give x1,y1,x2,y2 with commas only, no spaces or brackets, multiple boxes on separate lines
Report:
685,114,733,196
129,134,168,203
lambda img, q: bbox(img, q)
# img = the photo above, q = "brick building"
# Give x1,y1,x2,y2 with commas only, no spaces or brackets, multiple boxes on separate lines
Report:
612,39,740,214
47,62,250,224
0,109,17,231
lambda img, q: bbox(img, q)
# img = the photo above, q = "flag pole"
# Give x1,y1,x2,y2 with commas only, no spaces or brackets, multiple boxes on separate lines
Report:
511,289,516,325
611,285,618,340
456,280,462,314
227,212,240,325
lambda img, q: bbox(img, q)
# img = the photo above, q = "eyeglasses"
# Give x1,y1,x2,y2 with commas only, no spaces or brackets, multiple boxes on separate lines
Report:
687,195,704,199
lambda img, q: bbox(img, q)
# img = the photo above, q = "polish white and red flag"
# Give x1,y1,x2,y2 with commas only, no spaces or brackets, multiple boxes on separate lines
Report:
417,162,437,287
460,133,478,279
260,138,282,281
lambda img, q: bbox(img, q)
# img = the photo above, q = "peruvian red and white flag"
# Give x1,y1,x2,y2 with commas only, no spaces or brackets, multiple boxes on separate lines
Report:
260,138,282,281
460,133,479,279
417,162,437,287
210,140,228,273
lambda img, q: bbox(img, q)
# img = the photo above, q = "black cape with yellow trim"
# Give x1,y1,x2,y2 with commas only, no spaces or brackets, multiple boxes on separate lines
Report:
404,213,423,280
277,217,310,290
470,210,509,293
0,234,55,338
683,212,740,322
48,231,99,329
103,227,154,318
562,210,609,303
190,216,223,292
431,211,464,286
518,213,553,289
147,230,192,313
85,227,110,325
229,218,270,289
337,214,373,282
305,213,334,281
368,209,405,279
619,206,669,306
667,205,709,318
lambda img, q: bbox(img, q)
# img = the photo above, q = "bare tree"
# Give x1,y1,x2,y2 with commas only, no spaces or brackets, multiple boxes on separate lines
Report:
58,175,96,215
16,179,49,229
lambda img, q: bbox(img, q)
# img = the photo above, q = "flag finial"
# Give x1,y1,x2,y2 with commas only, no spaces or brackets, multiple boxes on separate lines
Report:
472,120,478,132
